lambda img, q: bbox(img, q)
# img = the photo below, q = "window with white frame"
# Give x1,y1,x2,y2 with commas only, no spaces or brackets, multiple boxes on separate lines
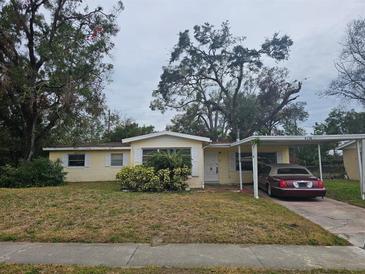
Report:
68,154,85,167
111,153,123,166
142,148,191,167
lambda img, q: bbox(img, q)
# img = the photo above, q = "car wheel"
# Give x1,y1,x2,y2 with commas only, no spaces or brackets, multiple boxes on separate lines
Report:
267,184,272,196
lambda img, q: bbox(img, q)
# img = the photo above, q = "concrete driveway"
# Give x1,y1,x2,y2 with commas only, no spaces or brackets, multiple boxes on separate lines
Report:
274,197,365,247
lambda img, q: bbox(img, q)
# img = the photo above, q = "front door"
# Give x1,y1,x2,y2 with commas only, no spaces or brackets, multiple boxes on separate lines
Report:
204,151,219,182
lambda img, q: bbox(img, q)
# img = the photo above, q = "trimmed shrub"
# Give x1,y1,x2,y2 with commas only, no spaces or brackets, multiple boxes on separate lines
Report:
157,166,190,191
116,165,161,192
0,158,66,188
116,165,190,192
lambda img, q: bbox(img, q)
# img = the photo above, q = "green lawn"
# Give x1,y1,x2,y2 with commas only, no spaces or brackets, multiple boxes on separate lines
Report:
325,179,365,208
1,264,365,274
0,182,347,245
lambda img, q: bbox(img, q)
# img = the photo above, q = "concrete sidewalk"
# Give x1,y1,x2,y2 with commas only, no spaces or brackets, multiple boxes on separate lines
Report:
274,197,365,247
1,242,365,270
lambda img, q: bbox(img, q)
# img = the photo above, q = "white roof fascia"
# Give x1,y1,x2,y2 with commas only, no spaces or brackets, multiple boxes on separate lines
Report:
205,143,231,147
231,134,365,147
122,131,212,143
337,141,356,150
43,147,131,151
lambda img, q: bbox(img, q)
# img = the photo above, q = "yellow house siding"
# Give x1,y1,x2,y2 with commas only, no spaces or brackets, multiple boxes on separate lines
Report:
129,136,205,188
48,136,290,187
204,145,290,184
49,150,130,182
343,147,360,180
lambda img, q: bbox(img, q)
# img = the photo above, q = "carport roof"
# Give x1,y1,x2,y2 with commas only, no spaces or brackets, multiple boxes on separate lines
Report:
231,134,365,147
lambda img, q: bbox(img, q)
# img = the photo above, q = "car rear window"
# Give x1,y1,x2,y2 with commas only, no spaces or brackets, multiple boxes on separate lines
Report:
277,168,309,175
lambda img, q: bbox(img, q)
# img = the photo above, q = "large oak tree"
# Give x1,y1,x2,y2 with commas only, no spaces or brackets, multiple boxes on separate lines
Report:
151,22,304,141
0,0,123,161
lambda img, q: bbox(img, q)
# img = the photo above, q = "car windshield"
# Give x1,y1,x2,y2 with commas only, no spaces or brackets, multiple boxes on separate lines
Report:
277,168,310,175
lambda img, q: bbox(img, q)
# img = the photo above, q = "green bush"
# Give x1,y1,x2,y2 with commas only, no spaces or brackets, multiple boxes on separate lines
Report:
116,165,190,192
0,158,66,188
156,166,190,191
116,165,161,192
145,151,191,171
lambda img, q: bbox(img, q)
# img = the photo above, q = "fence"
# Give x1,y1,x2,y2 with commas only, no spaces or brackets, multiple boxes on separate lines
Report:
306,164,346,179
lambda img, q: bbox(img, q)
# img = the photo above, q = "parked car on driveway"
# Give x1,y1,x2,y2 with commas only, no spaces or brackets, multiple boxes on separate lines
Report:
258,163,326,198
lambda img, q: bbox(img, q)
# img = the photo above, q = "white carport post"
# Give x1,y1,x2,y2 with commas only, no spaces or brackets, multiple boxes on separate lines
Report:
318,144,323,181
252,142,259,199
362,139,365,200
238,145,243,191
357,140,365,200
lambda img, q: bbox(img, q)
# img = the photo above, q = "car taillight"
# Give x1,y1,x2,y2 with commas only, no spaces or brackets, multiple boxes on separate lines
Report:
279,179,287,188
317,180,324,188
316,180,324,188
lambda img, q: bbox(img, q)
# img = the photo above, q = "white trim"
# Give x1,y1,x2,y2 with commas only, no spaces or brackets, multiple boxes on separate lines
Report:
231,134,365,147
318,144,323,181
276,151,284,163
43,147,130,151
105,154,111,167
122,131,211,143
252,143,259,199
360,140,365,200
61,155,68,167
205,143,231,148
84,153,90,167
238,145,243,191
337,141,356,150
356,141,363,198
134,148,143,165
191,146,199,177
360,139,365,200
45,134,365,151
123,153,129,166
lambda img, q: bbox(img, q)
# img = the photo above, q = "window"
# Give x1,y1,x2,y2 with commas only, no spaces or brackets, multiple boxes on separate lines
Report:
142,148,192,167
68,154,85,167
142,149,158,164
111,153,123,166
277,168,309,175
236,152,277,171
175,148,192,167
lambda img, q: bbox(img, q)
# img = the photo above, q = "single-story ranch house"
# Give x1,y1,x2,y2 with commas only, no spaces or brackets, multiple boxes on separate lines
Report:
44,131,365,199
43,131,289,188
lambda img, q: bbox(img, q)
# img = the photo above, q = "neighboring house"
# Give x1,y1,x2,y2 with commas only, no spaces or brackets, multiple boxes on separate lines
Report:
44,131,290,188
338,141,360,180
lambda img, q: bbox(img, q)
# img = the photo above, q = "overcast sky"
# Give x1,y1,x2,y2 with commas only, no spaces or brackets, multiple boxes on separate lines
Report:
98,0,365,132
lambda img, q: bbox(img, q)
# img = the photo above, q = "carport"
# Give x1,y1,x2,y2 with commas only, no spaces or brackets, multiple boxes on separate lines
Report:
231,134,365,200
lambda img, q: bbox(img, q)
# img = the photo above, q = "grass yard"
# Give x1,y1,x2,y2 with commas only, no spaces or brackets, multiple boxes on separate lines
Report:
1,264,365,274
325,179,365,208
0,182,347,245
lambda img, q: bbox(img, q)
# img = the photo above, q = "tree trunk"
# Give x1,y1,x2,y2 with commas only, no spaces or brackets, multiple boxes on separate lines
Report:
26,118,37,161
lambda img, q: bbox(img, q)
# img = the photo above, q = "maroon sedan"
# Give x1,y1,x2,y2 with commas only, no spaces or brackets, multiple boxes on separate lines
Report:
258,164,326,198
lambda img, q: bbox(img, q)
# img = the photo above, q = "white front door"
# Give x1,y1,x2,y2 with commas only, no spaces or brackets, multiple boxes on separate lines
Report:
204,151,219,182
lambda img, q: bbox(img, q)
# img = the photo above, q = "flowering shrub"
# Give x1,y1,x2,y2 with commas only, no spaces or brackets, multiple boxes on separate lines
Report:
116,165,190,192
